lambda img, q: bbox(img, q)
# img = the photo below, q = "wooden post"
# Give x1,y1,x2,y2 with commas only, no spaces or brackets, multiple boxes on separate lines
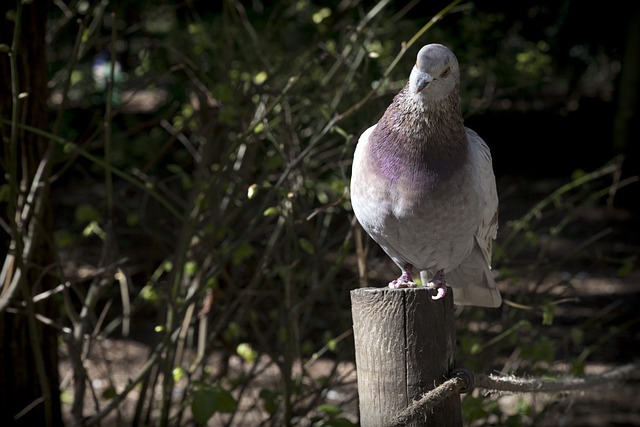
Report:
351,287,461,427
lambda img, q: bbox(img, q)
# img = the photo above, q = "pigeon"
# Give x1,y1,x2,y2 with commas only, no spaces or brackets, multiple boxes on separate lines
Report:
350,43,501,307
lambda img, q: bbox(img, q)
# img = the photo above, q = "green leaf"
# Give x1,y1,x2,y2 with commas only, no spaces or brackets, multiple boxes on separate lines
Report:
236,343,257,362
542,302,554,326
126,212,140,226
0,184,9,202
317,403,343,416
263,206,280,216
571,168,586,181
75,203,102,223
617,256,635,277
82,220,106,239
233,242,254,264
325,417,357,427
260,388,279,415
184,261,198,278
253,71,268,85
54,230,76,248
461,395,490,421
191,385,237,423
299,238,315,255
60,389,74,404
247,183,258,199
223,322,241,342
173,366,184,382
470,342,481,355
312,7,331,24
101,387,117,400
140,284,159,303
570,328,584,346
571,359,585,376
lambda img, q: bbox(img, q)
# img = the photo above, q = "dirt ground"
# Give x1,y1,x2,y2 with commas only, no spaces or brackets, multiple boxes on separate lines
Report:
57,176,640,426
58,265,640,425
58,300,640,426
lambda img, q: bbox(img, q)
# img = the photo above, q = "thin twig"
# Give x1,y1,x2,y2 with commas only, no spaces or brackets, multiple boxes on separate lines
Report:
105,12,117,221
0,118,184,220
334,0,463,123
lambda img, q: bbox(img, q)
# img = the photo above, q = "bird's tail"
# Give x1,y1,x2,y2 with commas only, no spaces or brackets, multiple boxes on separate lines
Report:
449,265,502,308
421,247,502,308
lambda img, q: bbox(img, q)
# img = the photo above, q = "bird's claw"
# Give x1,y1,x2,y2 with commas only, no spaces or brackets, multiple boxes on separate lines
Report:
429,283,447,300
388,279,418,289
389,269,417,289
428,270,447,300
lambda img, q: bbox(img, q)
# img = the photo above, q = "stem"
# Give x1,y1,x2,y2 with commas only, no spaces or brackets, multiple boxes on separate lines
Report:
8,0,23,208
335,0,463,123
105,12,116,220
52,19,85,135
2,0,26,318
0,119,185,220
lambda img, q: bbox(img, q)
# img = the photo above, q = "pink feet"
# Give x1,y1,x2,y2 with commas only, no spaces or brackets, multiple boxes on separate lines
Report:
388,267,417,289
388,266,447,300
427,269,447,300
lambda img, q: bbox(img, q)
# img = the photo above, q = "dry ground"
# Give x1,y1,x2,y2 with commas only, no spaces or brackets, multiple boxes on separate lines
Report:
57,177,640,426
58,269,640,426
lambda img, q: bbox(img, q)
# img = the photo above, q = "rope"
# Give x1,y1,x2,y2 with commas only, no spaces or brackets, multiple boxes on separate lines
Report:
390,362,640,426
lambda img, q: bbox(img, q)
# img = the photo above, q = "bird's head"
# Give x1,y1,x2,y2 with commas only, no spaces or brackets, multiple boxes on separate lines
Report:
409,44,460,101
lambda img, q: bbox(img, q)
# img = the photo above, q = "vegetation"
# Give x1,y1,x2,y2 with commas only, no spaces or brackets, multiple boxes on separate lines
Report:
1,1,637,426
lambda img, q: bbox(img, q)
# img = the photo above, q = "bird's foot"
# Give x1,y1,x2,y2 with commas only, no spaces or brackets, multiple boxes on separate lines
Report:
427,270,447,300
388,270,417,289
389,279,418,289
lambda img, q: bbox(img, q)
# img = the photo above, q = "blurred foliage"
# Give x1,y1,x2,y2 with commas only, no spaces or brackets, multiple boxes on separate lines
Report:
2,0,636,425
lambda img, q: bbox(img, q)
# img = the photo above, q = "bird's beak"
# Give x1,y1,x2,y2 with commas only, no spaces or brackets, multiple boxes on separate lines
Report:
415,71,433,93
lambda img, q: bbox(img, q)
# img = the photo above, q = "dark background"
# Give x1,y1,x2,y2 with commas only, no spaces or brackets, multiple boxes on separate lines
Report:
1,1,638,425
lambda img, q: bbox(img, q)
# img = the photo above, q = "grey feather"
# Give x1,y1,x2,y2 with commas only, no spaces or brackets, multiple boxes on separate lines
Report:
350,44,501,308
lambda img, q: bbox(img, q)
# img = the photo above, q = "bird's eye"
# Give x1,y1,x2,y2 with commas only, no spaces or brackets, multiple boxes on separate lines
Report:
440,67,451,78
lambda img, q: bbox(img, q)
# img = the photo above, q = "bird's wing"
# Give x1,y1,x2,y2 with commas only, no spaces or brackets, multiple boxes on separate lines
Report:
446,128,501,307
350,124,388,239
466,127,499,264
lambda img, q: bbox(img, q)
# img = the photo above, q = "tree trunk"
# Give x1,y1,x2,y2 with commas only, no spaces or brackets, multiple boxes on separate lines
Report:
0,1,62,426
351,287,462,427
613,3,640,176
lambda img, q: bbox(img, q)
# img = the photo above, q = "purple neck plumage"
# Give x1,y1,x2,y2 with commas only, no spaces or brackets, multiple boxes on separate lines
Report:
369,84,467,186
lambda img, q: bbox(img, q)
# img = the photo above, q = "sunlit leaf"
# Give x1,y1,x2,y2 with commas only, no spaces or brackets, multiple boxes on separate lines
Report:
263,207,280,216
253,122,264,134
312,7,331,24
82,220,106,239
60,389,74,405
236,343,257,362
173,366,184,382
247,183,258,199
253,71,268,85
184,261,198,277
